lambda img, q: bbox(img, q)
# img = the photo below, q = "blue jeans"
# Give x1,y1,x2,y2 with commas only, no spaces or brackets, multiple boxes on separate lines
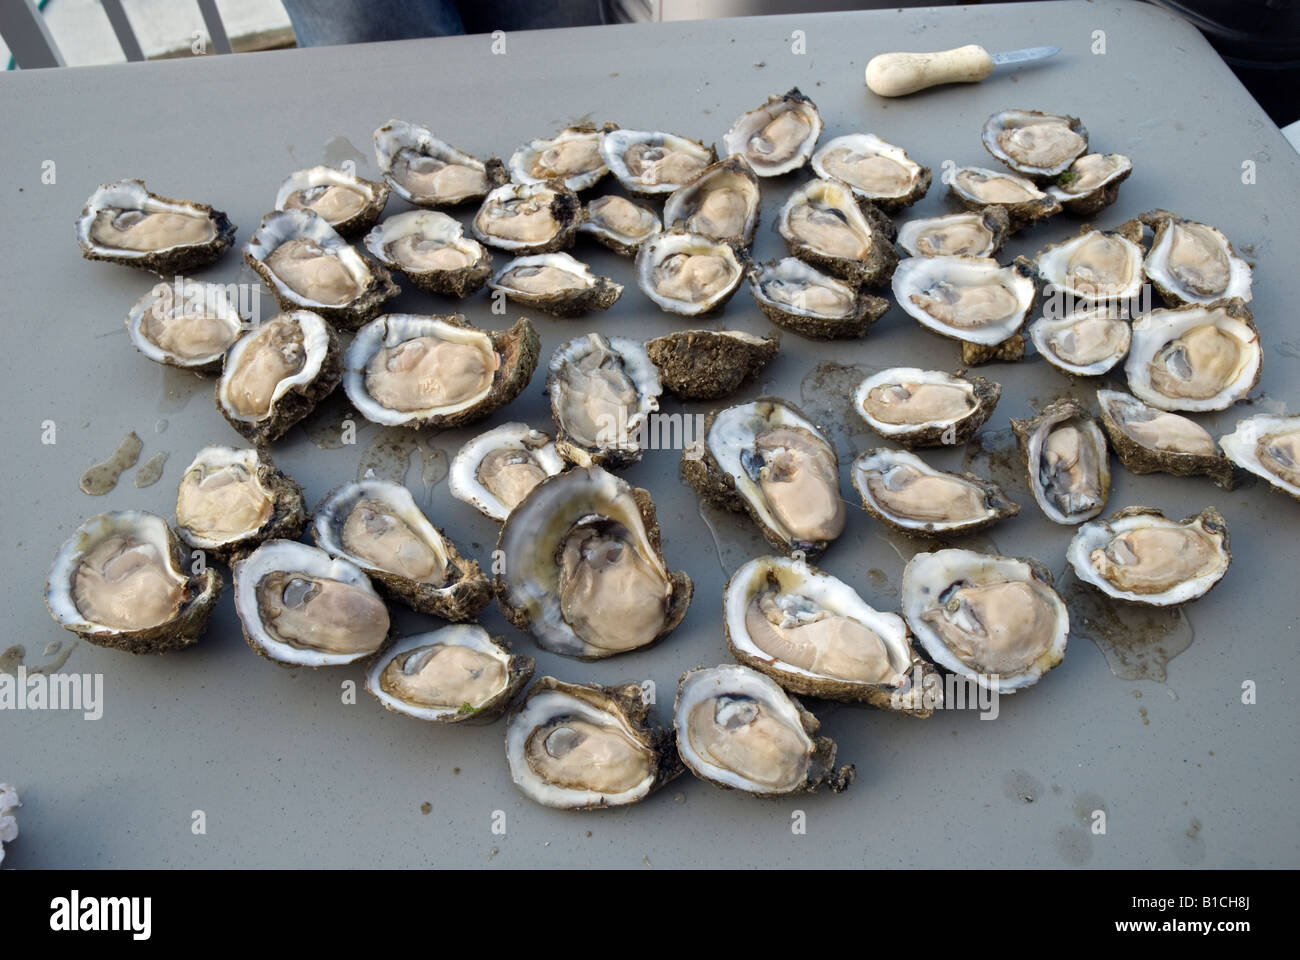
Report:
280,0,466,45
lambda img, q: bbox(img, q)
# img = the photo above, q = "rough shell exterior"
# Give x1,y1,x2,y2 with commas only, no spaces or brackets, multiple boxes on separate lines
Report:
645,330,778,400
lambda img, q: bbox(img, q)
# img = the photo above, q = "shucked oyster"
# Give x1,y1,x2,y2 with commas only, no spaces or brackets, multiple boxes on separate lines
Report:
45,510,223,654
901,549,1069,693
724,555,937,715
76,179,235,274
125,281,243,373
244,209,398,330
981,109,1089,179
748,257,890,340
722,89,822,177
344,314,539,430
548,333,661,468
471,180,582,255
645,329,778,401
1124,299,1261,412
490,252,623,317
1220,414,1300,501
1067,506,1230,606
497,466,692,660
1011,399,1110,524
853,367,1001,448
274,166,389,237
215,310,341,445
674,664,854,795
577,195,661,256
1097,389,1234,488
366,626,533,724
852,448,1018,536
636,230,747,316
1034,228,1145,304
1047,153,1132,216
1139,210,1252,306
776,178,898,286
1028,304,1131,377
893,255,1036,347
232,539,389,666
947,166,1061,230
811,133,931,209
600,129,717,196
363,210,492,297
683,397,845,557
508,123,615,192
897,209,1010,259
373,120,505,206
449,423,565,521
175,445,306,561
506,677,681,809
663,154,761,246
313,480,492,621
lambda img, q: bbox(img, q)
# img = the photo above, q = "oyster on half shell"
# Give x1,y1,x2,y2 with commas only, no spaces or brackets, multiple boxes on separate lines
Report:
471,180,582,255
852,448,1019,536
1034,228,1145,304
897,209,1010,259
663,154,762,246
125,281,243,373
577,195,661,256
981,109,1088,179
722,89,822,177
600,129,717,196
776,178,898,286
811,133,931,209
1220,414,1300,501
548,333,661,468
1047,153,1132,216
373,120,505,206
175,445,306,561
636,230,747,316
1011,399,1110,524
892,255,1036,347
275,166,389,237
490,252,623,317
508,123,615,192
853,367,1001,448
1097,389,1234,488
363,210,493,298
76,179,236,274
449,423,565,521
948,166,1061,230
749,257,890,340
1028,304,1131,377
1139,210,1253,306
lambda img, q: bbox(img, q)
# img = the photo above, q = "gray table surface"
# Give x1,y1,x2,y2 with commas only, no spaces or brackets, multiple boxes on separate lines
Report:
2,0,1298,869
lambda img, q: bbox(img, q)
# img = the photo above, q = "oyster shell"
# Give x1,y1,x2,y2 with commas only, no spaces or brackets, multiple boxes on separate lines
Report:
548,333,661,469
1011,399,1110,524
851,448,1019,536
174,445,306,561
674,664,854,795
505,677,681,809
1034,228,1145,304
722,89,822,177
1066,506,1230,606
497,466,692,659
645,329,778,400
897,208,1010,258
1047,153,1132,216
373,119,504,206
947,165,1061,230
0,785,16,867
1139,210,1253,306
313,479,492,621
852,367,1001,447
366,626,533,724
244,209,398,330
811,133,931,209
663,155,761,245
344,314,539,429
471,180,582,255
724,555,938,715
448,423,566,521
232,539,389,666
363,210,492,297
45,510,223,654
1097,389,1234,488
125,281,243,372
577,195,661,255
75,179,235,274
508,123,614,192
1220,413,1300,501
901,549,1068,693
776,177,898,286
490,252,623,317
1124,299,1261,412
682,397,844,557
274,165,389,237
1028,304,1131,377
892,255,1036,347
215,310,341,445
981,109,1089,179
748,257,890,339
599,129,716,196
635,230,747,315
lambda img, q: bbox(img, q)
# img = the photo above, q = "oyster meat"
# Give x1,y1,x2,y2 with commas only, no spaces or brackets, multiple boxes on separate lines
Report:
363,210,493,298
125,281,243,372
1034,228,1144,304
275,165,389,237
776,177,897,286
852,448,1018,536
449,423,566,521
497,466,692,659
1220,414,1300,501
45,510,223,654
373,120,504,206
853,367,1001,447
1098,388,1233,488
577,195,661,256
811,133,931,209
674,664,854,795
1125,299,1261,412
645,329,778,400
490,252,623,317
722,89,822,177
897,209,1010,259
636,230,747,316
1011,399,1110,524
548,333,661,468
313,479,492,621
947,165,1061,229
366,626,533,724
1047,153,1132,216
1140,210,1253,306
599,129,716,196
662,155,761,246
175,445,306,560
982,109,1088,179
505,677,680,809
749,257,890,340
1028,304,1131,377
75,179,235,274
1067,506,1231,606
892,255,1036,347
471,180,582,254
508,123,614,191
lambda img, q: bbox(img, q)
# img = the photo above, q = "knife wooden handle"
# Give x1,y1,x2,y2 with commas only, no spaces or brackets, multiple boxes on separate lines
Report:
865,44,995,97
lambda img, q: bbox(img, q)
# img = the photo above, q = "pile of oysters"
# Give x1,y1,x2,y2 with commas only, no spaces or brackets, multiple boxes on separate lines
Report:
47,90,1294,811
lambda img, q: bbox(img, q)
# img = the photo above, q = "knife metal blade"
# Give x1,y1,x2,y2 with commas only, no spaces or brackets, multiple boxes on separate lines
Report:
989,46,1060,66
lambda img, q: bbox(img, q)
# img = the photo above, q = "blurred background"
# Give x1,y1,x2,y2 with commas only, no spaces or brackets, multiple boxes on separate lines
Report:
2,0,1297,127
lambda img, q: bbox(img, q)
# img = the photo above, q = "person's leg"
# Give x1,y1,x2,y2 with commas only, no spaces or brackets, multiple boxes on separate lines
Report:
280,0,466,47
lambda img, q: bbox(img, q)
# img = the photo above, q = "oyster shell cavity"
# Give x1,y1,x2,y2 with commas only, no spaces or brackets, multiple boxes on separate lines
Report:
722,89,822,177
1125,300,1261,412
